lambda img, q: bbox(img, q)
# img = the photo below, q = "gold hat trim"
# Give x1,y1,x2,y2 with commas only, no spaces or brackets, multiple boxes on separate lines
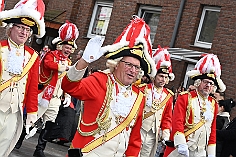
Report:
2,15,40,35
190,73,215,79
161,68,169,73
67,41,74,45
21,18,35,26
105,44,144,58
58,40,74,46
207,73,215,79
130,48,142,58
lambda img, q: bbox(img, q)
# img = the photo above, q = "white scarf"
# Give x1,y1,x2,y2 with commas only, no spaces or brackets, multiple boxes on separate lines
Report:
110,74,134,117
7,41,24,75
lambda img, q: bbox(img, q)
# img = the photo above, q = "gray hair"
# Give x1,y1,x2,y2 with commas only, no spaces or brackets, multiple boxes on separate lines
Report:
106,57,123,73
194,79,201,87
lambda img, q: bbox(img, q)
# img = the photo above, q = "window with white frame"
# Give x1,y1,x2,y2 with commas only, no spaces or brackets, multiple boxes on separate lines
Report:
138,5,162,44
194,6,220,49
87,1,113,38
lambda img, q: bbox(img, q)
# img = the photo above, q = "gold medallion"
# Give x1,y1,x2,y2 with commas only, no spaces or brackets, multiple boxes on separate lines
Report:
152,99,161,111
15,51,21,56
122,91,129,98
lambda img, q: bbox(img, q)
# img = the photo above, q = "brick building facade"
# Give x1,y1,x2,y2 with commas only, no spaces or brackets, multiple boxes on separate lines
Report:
1,0,236,100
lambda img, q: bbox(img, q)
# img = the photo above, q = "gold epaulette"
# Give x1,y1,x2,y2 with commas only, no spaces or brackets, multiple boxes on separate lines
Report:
68,59,72,66
179,91,189,95
210,95,217,102
137,83,147,88
166,88,174,96
100,69,110,74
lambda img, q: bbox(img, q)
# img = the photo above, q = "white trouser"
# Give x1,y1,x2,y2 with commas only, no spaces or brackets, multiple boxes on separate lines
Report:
168,147,207,157
39,97,61,124
140,129,156,157
189,149,207,157
0,109,20,157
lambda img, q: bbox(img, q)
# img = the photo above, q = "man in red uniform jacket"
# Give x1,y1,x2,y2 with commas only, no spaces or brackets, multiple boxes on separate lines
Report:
62,16,157,157
164,54,226,157
140,46,174,157
0,0,45,156
33,21,79,157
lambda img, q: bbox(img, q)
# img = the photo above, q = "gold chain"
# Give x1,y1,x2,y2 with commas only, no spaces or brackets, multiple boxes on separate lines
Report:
78,76,113,136
185,92,194,128
38,56,56,84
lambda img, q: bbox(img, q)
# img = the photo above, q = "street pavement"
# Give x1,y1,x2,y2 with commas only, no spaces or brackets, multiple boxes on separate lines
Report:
9,133,69,157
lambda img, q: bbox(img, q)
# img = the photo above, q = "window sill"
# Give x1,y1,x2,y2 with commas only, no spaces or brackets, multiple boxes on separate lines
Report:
189,44,211,50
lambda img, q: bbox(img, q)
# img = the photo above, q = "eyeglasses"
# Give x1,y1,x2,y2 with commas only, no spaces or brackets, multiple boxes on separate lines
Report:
202,79,214,86
120,60,141,71
13,24,31,33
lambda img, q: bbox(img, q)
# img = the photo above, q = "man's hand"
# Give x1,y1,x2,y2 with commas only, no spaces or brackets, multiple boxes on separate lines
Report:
82,36,105,63
177,144,189,157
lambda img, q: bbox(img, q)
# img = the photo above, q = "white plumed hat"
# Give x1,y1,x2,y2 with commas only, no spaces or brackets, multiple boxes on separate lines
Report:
0,0,46,38
186,54,226,92
152,45,175,81
103,15,156,77
52,20,79,49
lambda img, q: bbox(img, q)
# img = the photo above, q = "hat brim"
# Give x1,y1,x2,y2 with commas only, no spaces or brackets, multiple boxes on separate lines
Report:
157,68,169,75
104,43,149,75
192,73,218,86
3,17,38,34
58,40,77,48
103,38,156,78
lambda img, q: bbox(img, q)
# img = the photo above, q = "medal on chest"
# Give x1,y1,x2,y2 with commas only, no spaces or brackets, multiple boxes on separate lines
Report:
152,99,161,111
151,85,163,111
15,50,21,56
200,101,207,118
197,92,213,121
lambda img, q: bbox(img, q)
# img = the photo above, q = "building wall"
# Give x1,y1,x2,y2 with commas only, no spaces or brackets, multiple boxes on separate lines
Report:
46,0,75,20
172,0,236,99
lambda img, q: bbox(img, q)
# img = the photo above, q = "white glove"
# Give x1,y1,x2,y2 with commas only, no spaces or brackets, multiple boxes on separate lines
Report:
25,127,38,139
25,124,31,135
63,96,71,107
25,113,37,134
82,36,105,63
177,144,189,157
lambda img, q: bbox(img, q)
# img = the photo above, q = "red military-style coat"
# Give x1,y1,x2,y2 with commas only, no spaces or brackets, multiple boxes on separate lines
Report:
139,83,173,157
39,50,71,92
0,40,39,114
62,71,145,156
141,83,173,135
0,39,39,155
164,90,217,157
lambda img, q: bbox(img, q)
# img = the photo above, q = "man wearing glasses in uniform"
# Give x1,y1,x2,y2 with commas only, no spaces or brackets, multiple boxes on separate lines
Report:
61,16,157,157
0,0,45,156
164,54,226,157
